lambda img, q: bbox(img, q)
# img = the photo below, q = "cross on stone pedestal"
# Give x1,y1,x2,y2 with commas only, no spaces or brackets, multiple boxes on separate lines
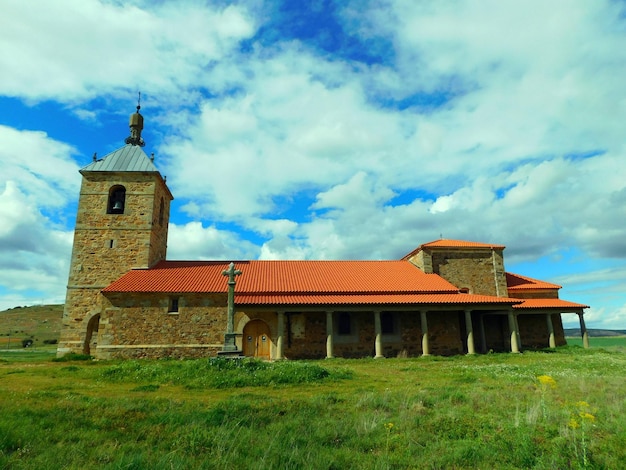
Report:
220,262,242,354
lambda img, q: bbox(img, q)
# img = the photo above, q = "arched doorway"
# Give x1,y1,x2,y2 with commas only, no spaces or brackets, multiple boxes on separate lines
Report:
243,319,271,359
83,314,100,355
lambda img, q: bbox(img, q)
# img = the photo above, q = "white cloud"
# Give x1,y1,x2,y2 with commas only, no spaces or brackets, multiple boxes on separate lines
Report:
0,126,80,206
167,222,258,261
0,127,79,310
0,0,257,103
0,182,73,310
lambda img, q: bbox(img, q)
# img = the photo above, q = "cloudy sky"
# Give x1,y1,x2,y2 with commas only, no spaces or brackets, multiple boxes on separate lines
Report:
1,0,625,329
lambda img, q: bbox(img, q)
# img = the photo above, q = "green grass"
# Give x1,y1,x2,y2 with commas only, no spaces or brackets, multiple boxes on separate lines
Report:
566,336,626,350
1,347,625,469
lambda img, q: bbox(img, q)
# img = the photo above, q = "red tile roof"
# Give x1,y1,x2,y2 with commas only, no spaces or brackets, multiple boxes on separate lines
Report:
104,260,460,294
402,239,505,259
506,272,562,291
103,260,521,307
236,293,520,306
513,298,589,310
420,239,506,249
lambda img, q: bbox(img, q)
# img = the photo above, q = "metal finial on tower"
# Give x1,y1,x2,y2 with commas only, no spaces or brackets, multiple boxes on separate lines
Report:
124,92,145,147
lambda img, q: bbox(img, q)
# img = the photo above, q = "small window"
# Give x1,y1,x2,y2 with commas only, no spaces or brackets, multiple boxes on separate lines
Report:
107,185,126,214
459,287,470,294
338,312,351,335
168,297,179,313
381,312,395,334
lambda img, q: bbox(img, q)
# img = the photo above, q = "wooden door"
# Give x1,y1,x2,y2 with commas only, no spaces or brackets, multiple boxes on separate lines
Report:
243,320,271,359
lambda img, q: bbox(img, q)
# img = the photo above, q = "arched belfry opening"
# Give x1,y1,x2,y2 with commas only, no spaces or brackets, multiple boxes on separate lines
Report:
107,185,126,214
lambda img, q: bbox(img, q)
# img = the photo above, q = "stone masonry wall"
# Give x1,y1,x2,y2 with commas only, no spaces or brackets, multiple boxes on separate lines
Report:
518,313,567,348
97,292,228,359
428,249,508,297
510,290,560,300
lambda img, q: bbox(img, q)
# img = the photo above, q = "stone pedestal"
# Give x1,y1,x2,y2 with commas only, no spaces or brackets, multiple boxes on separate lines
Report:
218,333,242,357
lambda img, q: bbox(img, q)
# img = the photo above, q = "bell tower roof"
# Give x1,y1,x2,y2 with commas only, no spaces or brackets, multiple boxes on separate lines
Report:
80,145,159,174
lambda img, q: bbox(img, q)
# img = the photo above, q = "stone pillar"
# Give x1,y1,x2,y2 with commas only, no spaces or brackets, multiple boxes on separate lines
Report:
420,310,430,356
374,311,384,358
220,262,242,354
326,311,334,359
508,311,520,353
546,314,556,348
276,311,285,360
515,314,522,351
578,312,589,349
465,309,475,355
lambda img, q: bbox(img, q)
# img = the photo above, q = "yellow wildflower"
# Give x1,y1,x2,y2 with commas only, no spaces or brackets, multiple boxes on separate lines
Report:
579,412,596,422
568,418,580,429
537,375,557,389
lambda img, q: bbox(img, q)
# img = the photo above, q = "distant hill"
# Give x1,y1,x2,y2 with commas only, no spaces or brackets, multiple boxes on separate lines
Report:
564,328,626,337
0,304,64,348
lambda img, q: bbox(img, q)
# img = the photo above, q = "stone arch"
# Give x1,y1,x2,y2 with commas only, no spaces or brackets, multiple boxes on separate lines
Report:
83,313,101,355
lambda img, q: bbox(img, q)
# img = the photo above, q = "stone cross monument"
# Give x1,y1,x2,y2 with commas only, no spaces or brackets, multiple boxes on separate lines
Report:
220,262,242,354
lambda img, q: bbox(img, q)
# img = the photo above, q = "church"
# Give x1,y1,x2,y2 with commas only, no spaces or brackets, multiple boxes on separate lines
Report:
56,108,589,360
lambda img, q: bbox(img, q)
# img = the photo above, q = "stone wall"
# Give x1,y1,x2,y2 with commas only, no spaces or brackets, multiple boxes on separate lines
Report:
433,249,506,296
518,313,566,348
510,290,560,299
97,292,228,359
279,310,464,359
426,312,465,355
79,296,572,359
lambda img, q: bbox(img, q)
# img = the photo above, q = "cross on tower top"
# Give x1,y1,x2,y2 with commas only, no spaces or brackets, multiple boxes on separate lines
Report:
222,262,242,285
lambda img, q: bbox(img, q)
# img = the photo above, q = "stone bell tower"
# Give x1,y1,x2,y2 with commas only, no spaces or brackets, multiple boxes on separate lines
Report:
57,102,173,357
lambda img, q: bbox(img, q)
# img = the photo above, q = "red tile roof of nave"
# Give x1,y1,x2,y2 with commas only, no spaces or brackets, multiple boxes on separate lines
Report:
102,260,461,294
401,239,506,260
513,298,589,310
506,272,562,291
236,293,521,306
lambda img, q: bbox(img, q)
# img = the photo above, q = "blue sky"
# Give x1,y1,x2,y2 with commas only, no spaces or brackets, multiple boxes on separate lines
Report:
1,0,625,329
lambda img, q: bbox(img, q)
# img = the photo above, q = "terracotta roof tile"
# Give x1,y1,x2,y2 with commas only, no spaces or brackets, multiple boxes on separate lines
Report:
103,260,460,295
236,293,520,306
506,272,562,290
420,239,506,249
513,298,589,310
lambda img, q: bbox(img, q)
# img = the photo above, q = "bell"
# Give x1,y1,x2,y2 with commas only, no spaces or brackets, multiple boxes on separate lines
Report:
112,201,124,212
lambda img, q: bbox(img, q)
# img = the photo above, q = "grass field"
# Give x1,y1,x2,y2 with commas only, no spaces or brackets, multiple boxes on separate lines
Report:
566,336,626,350
1,347,625,469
